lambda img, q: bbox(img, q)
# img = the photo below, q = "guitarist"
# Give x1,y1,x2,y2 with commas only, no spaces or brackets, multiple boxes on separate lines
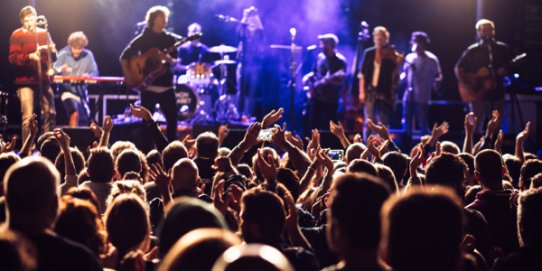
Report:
303,33,346,130
455,19,511,134
120,5,178,141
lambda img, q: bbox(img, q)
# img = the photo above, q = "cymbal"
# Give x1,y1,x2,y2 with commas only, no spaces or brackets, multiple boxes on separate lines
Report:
214,59,237,66
208,44,238,53
269,44,303,50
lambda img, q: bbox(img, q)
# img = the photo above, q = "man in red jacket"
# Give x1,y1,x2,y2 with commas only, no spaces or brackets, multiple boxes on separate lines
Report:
9,5,57,142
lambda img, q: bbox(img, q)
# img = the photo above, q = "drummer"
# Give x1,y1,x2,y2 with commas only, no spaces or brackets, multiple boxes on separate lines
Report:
177,23,213,70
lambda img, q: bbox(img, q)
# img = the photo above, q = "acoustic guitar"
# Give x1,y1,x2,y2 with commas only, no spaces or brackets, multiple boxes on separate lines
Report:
457,53,526,103
124,33,202,89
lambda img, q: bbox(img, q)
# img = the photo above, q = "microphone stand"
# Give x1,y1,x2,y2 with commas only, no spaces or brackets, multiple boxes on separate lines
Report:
288,28,296,129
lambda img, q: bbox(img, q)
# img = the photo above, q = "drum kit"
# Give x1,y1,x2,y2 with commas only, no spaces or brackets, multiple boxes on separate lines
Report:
175,44,240,124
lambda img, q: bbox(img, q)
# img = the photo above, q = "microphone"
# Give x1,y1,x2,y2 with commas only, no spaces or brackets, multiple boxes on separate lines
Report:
36,15,47,27
215,14,238,23
289,27,297,37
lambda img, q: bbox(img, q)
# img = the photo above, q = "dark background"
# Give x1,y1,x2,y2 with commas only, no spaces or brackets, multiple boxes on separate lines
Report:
1,0,540,130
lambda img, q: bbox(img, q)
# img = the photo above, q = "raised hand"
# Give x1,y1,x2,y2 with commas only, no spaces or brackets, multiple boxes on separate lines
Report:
257,148,277,182
329,120,345,137
1,135,17,153
212,179,231,215
243,122,262,148
429,121,449,145
217,124,229,145
285,131,304,150
262,107,284,128
89,121,103,137
317,149,334,177
485,110,500,138
103,115,114,133
130,104,152,121
410,144,424,181
148,163,171,199
283,191,299,232
516,121,531,142
53,128,71,149
367,119,390,140
494,129,503,154
270,123,288,150
464,112,477,136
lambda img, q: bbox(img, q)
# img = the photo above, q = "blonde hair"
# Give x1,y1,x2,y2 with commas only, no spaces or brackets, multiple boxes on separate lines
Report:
475,19,495,30
67,31,88,48
373,26,390,42
145,5,170,28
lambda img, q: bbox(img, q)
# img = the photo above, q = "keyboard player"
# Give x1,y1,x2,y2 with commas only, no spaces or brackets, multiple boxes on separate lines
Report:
54,31,98,127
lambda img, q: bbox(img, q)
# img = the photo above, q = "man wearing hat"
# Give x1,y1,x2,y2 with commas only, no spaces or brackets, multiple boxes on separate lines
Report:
303,33,346,129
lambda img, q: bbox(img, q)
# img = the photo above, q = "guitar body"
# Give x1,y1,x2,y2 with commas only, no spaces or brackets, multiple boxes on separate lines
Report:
458,66,496,103
123,33,203,89
126,48,167,89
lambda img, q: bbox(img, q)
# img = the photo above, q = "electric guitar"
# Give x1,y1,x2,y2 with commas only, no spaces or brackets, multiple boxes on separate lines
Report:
123,33,202,89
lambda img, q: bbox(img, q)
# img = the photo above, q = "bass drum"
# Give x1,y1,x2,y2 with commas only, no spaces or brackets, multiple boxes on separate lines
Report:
175,84,199,121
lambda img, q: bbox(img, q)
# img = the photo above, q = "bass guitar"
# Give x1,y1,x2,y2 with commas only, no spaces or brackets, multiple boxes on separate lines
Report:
124,33,202,89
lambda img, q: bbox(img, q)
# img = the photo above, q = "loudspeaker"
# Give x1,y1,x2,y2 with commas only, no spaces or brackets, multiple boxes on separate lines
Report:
62,127,97,151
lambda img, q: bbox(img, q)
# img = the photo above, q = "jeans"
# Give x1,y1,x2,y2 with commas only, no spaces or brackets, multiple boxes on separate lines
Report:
141,89,178,142
18,86,56,141
364,90,392,126
402,90,429,134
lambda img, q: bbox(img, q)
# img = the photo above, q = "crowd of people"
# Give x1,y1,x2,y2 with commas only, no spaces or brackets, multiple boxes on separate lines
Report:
0,103,540,271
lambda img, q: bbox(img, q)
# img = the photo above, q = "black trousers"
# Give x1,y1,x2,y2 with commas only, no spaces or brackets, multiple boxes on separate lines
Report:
309,99,338,130
141,88,177,142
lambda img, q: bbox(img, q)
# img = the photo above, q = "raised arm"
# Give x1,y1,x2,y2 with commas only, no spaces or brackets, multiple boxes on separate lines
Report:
463,112,477,154
515,122,531,162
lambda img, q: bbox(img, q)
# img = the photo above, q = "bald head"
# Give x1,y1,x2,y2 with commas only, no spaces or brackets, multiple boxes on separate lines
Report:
171,158,199,190
4,156,60,232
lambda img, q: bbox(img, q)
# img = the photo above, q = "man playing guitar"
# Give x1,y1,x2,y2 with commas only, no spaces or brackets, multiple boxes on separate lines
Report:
120,5,178,141
303,33,346,130
455,19,512,133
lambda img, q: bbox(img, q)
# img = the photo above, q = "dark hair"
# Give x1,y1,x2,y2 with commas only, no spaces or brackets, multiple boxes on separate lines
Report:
241,189,285,242
425,153,467,197
0,153,20,196
54,147,85,181
237,164,254,180
519,159,542,191
162,141,188,172
411,31,430,45
54,196,105,256
346,159,378,177
87,148,114,183
196,132,219,159
475,149,504,189
375,164,399,192
345,143,367,164
66,186,101,213
329,173,390,251
146,149,163,167
530,173,542,189
276,168,300,201
158,197,227,258
458,153,475,178
440,141,460,154
40,138,61,164
116,149,142,177
19,5,37,20
104,194,150,257
382,152,409,185
517,187,542,246
503,155,522,188
382,186,464,271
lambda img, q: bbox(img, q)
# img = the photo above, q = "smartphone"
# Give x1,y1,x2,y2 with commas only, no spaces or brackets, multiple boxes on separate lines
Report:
258,128,273,141
327,149,344,161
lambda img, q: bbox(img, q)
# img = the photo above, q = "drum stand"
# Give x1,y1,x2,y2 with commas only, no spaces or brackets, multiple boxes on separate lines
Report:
214,53,239,122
